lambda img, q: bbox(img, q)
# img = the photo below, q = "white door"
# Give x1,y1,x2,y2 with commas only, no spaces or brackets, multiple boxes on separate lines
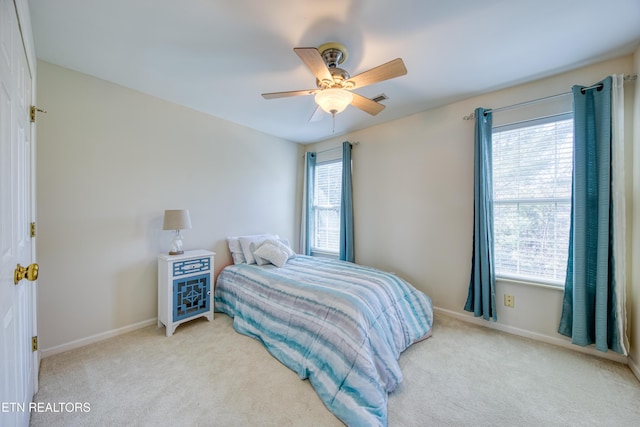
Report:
0,0,37,425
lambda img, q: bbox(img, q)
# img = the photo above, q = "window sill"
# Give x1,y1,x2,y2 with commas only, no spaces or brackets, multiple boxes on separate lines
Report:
496,276,564,291
310,249,339,260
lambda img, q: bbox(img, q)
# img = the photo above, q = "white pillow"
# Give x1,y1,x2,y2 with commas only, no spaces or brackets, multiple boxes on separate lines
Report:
274,238,295,258
228,234,278,264
250,241,269,266
251,239,295,266
278,238,294,254
239,234,279,265
253,241,290,268
227,237,246,264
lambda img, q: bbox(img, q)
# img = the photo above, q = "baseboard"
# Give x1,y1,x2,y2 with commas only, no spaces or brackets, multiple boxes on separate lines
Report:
628,354,640,382
434,307,628,365
40,318,158,358
39,309,639,381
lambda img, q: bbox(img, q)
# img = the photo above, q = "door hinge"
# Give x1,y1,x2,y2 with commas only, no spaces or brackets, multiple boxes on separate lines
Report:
32,336,38,352
30,106,46,123
30,222,36,238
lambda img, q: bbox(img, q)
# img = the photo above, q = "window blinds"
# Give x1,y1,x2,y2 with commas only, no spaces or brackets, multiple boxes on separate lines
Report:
492,114,573,285
313,160,342,252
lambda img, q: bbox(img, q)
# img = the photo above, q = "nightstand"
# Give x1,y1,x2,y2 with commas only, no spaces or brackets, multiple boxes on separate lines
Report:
157,250,215,336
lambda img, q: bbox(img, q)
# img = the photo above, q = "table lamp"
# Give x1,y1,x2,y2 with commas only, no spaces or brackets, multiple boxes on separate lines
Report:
162,209,192,255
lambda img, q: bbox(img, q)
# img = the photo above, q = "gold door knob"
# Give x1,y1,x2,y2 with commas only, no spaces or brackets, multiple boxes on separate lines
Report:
14,263,39,285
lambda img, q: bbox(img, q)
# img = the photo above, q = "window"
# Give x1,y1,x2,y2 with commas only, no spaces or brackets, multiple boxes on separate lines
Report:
492,114,573,285
311,160,342,255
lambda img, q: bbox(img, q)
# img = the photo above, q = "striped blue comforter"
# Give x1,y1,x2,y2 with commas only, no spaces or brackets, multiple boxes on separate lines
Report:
214,255,433,427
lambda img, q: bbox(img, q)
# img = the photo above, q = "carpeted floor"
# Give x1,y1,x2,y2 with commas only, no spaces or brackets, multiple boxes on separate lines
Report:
31,313,640,426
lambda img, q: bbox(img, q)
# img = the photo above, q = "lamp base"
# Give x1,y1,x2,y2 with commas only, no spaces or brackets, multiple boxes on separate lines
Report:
168,230,184,256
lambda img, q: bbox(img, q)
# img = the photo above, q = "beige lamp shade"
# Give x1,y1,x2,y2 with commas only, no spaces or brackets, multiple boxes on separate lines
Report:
162,210,192,231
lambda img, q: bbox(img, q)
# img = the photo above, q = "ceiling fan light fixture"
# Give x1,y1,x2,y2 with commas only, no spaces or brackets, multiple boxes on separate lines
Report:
315,88,353,115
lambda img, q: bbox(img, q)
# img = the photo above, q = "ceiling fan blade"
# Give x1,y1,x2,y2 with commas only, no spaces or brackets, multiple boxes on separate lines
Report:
262,89,318,99
309,105,324,122
350,92,385,116
294,47,333,84
346,58,407,89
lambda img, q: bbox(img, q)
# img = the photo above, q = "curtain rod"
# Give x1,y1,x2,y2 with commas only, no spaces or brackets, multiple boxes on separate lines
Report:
463,73,637,121
310,141,359,155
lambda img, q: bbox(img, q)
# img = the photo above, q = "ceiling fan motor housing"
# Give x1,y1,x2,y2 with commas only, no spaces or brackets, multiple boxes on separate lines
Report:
314,42,353,89
317,67,353,90
321,48,344,68
318,42,348,67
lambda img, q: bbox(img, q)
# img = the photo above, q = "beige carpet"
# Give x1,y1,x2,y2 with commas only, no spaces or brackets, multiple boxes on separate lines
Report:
31,313,640,427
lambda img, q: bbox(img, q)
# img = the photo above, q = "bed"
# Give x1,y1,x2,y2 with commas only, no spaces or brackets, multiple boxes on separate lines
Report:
214,253,433,427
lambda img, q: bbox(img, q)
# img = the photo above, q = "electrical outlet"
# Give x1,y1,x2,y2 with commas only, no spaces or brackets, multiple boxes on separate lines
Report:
504,294,515,308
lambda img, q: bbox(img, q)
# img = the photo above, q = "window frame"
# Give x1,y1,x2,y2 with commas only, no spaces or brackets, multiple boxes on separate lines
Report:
491,112,574,288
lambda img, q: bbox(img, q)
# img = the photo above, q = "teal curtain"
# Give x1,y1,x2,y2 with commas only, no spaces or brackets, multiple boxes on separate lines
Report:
339,142,354,262
558,77,623,353
303,152,316,256
464,108,496,321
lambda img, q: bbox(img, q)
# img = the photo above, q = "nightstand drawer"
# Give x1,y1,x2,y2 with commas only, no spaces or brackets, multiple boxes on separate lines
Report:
173,257,210,276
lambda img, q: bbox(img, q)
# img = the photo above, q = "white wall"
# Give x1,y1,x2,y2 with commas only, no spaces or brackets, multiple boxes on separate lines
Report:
36,61,299,352
309,56,636,355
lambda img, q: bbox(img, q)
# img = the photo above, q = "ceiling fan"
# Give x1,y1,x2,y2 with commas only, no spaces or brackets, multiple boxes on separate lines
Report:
261,42,407,120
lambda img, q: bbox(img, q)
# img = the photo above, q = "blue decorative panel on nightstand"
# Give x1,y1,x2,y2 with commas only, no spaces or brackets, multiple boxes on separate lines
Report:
173,257,210,277
173,273,210,321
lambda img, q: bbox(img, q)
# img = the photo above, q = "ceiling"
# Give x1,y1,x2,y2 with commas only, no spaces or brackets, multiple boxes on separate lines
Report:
27,0,640,144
